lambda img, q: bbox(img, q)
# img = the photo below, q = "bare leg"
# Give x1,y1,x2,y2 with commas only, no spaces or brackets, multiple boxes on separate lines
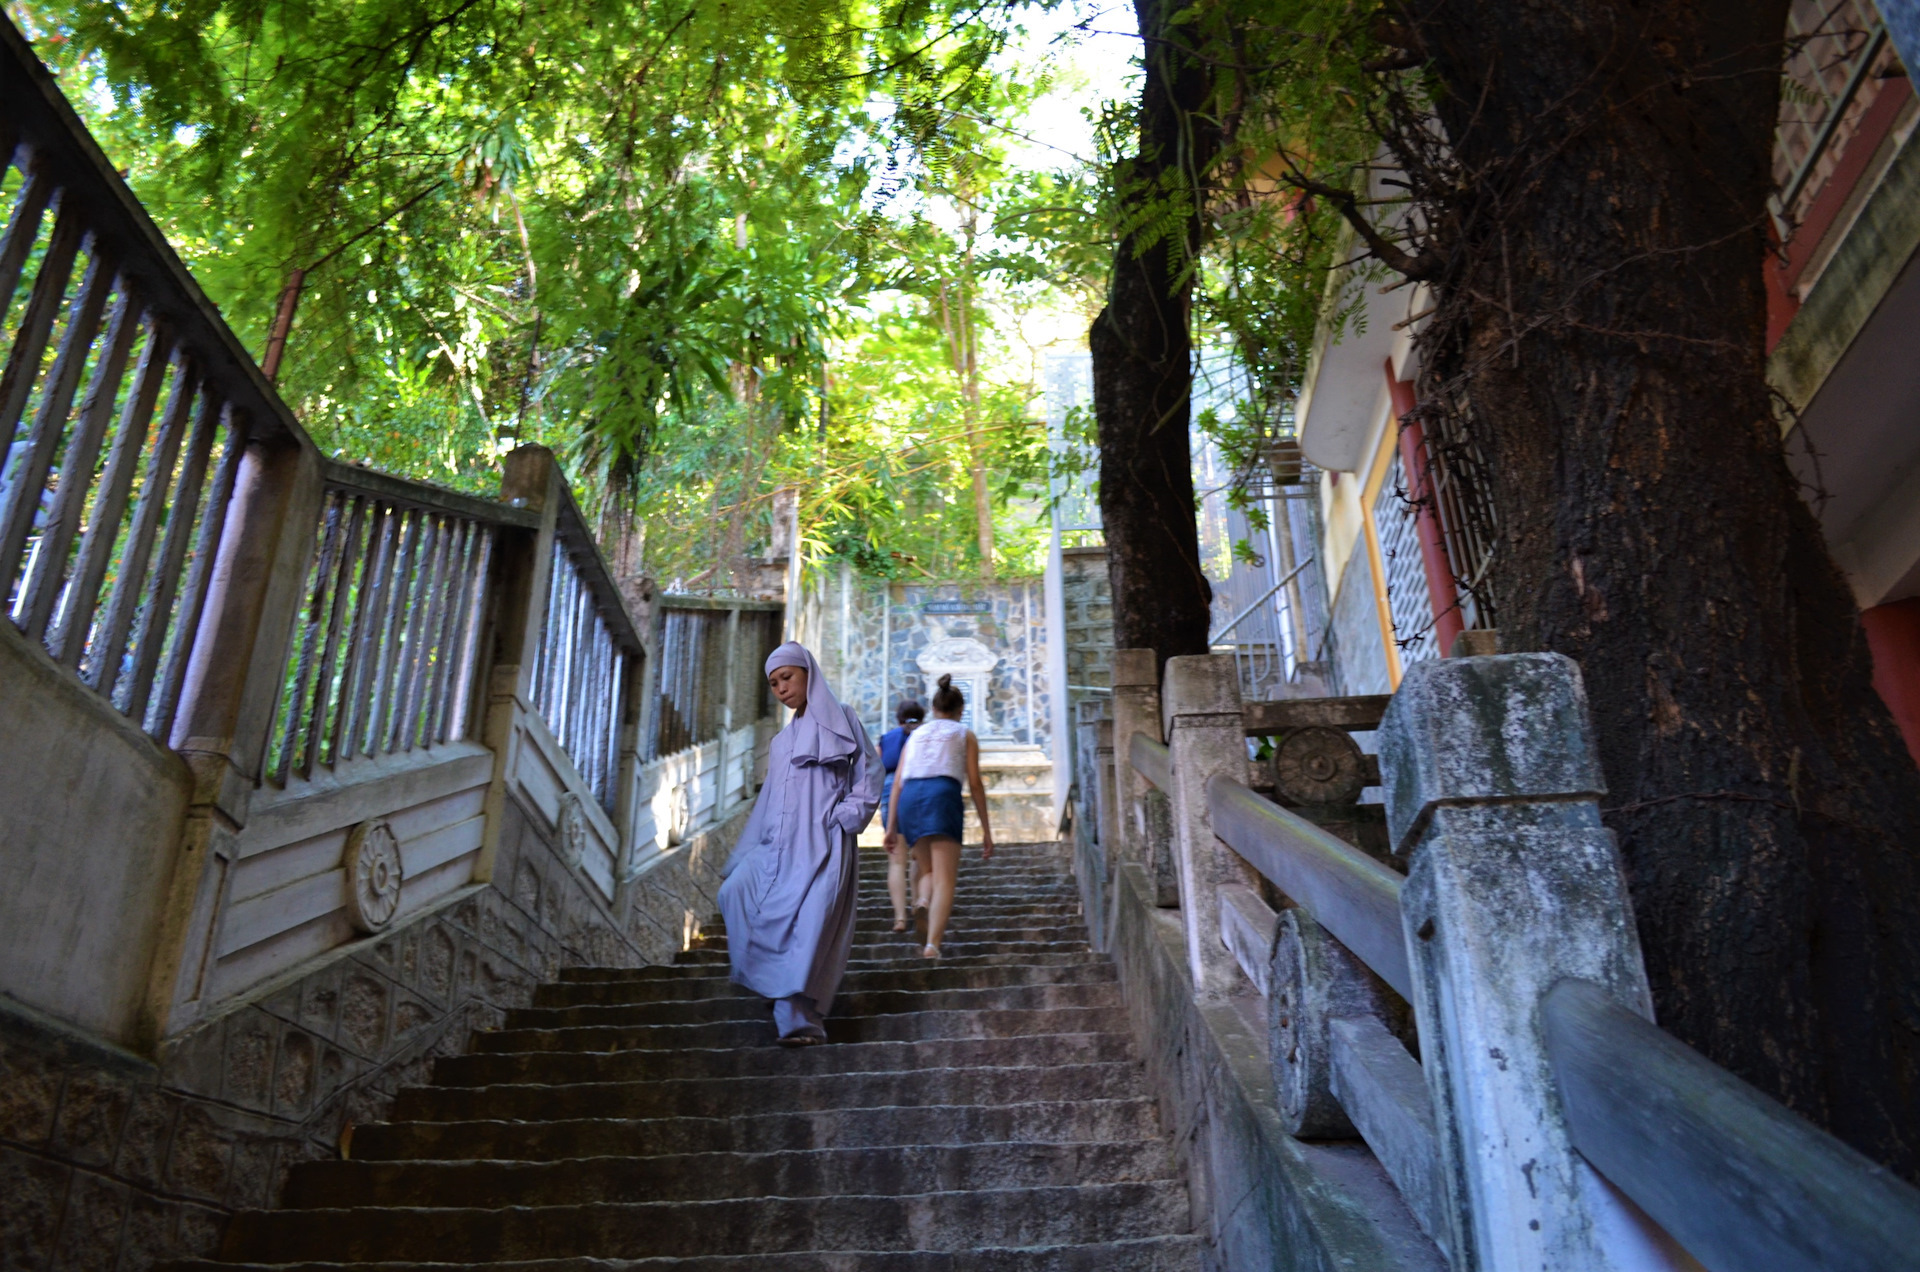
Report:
921,836,962,953
913,842,934,912
887,842,910,929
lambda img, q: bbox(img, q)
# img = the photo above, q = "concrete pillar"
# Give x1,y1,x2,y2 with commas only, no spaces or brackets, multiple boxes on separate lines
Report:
1109,648,1161,873
142,436,323,1044
1163,653,1253,1001
1381,652,1682,1272
476,446,562,885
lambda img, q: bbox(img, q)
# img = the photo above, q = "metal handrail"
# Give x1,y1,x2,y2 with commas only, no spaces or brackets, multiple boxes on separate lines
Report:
1130,734,1171,792
1543,978,1920,1272
1210,557,1314,643
1206,774,1411,999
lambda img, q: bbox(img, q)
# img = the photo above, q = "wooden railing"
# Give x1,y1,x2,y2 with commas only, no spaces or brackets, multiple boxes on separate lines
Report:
531,493,643,811
0,21,301,743
1092,648,1920,1271
0,14,785,1050
646,594,782,761
264,462,530,785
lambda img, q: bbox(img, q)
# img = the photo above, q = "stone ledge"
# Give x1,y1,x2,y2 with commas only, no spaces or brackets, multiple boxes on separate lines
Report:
1100,855,1443,1272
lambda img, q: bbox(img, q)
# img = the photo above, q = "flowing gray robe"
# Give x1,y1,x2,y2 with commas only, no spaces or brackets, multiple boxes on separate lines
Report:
717,647,880,1014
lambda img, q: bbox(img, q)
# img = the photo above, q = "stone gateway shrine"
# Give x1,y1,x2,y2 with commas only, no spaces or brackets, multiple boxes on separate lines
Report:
799,571,1058,844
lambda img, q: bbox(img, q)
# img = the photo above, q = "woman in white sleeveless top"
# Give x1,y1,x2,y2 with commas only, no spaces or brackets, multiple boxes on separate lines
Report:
882,674,994,958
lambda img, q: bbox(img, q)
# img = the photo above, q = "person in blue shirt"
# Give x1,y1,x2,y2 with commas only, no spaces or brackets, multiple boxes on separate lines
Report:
878,699,925,932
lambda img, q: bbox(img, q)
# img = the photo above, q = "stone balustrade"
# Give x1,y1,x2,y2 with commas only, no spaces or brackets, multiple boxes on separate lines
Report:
1076,645,1920,1272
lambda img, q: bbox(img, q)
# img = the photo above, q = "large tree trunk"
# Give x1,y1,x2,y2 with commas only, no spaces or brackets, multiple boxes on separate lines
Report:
1091,0,1216,664
1401,0,1920,1175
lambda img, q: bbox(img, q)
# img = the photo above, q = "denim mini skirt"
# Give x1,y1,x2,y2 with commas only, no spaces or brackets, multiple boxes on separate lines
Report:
895,775,963,844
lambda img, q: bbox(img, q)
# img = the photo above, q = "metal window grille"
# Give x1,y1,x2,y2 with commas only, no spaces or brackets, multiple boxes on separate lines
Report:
1375,449,1440,664
1773,2,1896,234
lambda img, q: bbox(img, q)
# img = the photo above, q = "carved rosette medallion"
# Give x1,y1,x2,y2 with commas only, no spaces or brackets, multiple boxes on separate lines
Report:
1271,726,1366,805
558,791,589,870
344,819,403,933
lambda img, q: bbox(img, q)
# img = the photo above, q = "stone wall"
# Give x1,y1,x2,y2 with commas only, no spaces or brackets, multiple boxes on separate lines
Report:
0,789,748,1272
1328,547,1392,697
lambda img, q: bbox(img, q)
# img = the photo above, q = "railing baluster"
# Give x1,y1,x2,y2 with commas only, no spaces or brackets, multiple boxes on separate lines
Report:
548,544,571,727
337,502,394,761
586,628,608,798
390,513,441,752
0,157,55,317
0,234,112,606
146,406,241,745
370,509,421,751
300,493,364,774
50,319,169,668
439,521,483,742
0,207,84,464
419,518,468,746
566,576,588,768
397,515,449,751
445,527,491,741
17,284,140,640
272,489,346,782
92,357,191,701
121,390,219,725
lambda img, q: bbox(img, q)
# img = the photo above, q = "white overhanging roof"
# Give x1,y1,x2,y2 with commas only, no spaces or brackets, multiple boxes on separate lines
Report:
1296,271,1428,473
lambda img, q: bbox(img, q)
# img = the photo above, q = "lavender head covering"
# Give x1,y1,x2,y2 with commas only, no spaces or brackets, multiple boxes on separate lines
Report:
765,641,859,764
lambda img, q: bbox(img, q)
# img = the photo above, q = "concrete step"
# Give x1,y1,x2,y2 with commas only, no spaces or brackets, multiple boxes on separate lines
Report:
393,1061,1146,1123
285,1139,1177,1208
838,938,1090,961
171,1233,1203,1270
505,982,1120,1031
669,940,1095,967
695,924,1093,951
852,891,1090,903
437,1032,1137,1087
350,1096,1166,1161
469,1005,1130,1053
561,951,1105,983
533,962,1114,1006
847,913,1085,932
165,844,1195,1272
220,1183,1193,1261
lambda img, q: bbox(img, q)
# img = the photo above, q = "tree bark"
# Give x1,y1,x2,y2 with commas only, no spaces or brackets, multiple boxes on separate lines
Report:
1401,0,1920,1175
1092,0,1216,666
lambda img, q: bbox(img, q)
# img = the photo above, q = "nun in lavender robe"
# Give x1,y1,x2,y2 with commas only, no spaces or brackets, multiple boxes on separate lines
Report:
717,641,881,1043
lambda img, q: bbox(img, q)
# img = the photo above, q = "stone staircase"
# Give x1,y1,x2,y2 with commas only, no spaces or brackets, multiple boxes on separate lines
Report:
172,842,1201,1269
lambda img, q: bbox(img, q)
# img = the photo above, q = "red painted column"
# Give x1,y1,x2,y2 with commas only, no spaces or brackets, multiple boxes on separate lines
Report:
1861,598,1920,769
1385,360,1467,655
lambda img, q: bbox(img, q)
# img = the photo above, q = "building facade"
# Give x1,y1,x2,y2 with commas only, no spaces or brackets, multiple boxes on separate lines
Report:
1293,0,1920,764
